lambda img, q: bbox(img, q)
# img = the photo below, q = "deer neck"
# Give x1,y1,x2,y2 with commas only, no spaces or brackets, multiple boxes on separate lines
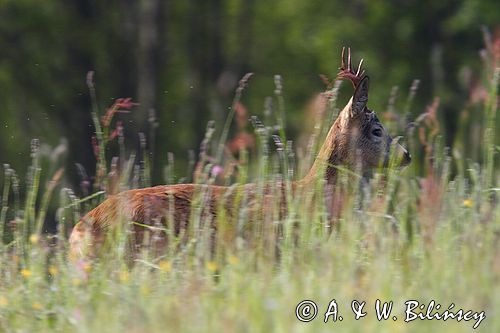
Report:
297,118,346,187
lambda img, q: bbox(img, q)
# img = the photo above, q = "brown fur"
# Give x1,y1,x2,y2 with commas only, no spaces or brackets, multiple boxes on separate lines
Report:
69,182,286,259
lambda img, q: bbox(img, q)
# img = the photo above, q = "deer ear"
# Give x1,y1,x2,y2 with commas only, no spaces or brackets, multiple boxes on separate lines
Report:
350,76,369,116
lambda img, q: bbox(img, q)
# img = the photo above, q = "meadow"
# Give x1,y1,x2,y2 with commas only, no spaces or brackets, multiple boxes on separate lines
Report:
0,44,498,333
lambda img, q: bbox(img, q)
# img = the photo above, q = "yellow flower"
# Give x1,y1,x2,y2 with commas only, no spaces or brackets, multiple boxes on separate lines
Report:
48,266,58,276
32,302,43,310
29,234,39,244
21,269,32,278
463,199,473,208
119,271,129,283
72,278,81,287
141,285,151,296
158,260,172,272
82,262,92,273
0,296,8,308
228,255,239,265
206,261,218,272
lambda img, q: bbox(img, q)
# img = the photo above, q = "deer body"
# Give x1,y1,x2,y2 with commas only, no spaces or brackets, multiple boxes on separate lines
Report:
69,48,411,260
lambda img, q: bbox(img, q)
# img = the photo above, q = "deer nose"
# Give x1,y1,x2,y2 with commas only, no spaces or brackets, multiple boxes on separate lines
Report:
403,150,412,165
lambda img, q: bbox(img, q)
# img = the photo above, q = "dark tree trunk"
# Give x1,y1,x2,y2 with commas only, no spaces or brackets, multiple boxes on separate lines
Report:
137,0,162,132
187,0,226,152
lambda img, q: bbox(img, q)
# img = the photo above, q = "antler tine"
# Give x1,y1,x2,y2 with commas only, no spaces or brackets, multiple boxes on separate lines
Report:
341,47,346,70
347,47,352,72
356,58,364,76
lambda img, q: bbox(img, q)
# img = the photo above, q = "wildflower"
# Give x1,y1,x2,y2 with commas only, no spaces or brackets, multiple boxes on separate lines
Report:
119,271,129,283
72,278,81,287
29,234,39,244
102,98,137,127
463,199,473,208
0,296,8,308
158,260,172,272
32,302,43,310
21,269,32,279
211,165,224,178
115,97,138,110
48,266,58,276
228,255,239,265
206,261,218,272
141,285,151,296
82,262,92,273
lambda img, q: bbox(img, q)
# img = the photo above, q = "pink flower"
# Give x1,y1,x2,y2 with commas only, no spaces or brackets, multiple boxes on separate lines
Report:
211,165,224,177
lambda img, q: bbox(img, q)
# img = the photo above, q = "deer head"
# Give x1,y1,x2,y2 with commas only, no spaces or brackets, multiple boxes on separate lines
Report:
303,48,411,184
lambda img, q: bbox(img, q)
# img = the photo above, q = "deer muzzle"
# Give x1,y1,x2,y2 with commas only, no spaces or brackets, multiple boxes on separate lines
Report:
393,143,411,167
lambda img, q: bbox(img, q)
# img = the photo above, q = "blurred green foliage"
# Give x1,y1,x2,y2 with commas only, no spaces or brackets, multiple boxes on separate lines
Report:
0,0,499,187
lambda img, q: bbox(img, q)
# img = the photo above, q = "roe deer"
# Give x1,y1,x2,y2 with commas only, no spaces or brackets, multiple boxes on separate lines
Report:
69,48,411,259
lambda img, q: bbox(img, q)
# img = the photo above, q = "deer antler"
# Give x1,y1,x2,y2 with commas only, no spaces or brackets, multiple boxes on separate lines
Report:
337,47,365,88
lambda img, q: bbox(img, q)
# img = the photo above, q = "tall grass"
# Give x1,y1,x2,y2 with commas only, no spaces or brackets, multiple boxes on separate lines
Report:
0,43,498,332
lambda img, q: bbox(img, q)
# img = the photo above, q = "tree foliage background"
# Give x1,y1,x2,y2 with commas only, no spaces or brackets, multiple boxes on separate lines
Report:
0,0,499,188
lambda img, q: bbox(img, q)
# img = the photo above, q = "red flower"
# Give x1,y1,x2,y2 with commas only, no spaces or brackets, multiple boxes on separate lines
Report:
102,98,138,128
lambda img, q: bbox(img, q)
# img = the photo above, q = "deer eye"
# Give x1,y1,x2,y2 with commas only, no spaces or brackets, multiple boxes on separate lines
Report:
372,128,383,137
